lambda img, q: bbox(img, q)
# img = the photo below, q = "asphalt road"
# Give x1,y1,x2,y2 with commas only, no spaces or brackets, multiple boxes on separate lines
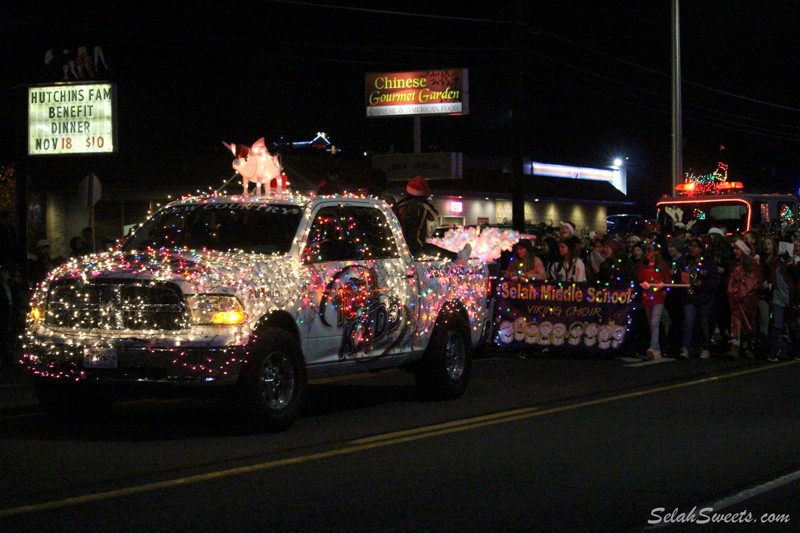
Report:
0,353,798,532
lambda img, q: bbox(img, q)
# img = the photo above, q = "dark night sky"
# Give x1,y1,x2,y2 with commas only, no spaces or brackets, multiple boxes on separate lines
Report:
2,1,799,211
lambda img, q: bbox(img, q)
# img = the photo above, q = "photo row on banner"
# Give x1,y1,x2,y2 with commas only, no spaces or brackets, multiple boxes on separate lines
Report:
493,279,638,354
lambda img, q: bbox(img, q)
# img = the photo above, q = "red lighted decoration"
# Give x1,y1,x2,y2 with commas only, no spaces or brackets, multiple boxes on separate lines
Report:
675,162,743,196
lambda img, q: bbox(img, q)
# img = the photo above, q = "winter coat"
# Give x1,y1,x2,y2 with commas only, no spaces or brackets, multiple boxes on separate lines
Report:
727,257,761,331
637,259,672,307
391,195,438,256
679,254,720,306
596,253,635,285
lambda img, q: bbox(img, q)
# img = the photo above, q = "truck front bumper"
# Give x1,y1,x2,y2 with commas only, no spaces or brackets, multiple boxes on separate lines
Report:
22,326,250,388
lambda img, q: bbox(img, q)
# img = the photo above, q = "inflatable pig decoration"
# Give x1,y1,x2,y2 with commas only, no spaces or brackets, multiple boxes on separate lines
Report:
223,137,283,197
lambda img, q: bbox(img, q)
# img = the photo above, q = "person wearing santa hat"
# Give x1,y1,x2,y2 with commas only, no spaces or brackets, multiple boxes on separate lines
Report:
727,238,762,359
559,221,576,240
392,176,470,265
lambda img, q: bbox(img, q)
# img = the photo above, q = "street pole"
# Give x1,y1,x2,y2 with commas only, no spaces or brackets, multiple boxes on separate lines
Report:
511,1,526,232
413,116,421,154
14,85,29,277
671,0,683,193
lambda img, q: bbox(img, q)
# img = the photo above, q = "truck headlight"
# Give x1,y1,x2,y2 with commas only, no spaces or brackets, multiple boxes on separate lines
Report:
185,295,246,325
29,306,45,322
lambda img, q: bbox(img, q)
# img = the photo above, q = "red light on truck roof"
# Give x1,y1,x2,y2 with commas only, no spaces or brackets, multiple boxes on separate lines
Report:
674,180,743,196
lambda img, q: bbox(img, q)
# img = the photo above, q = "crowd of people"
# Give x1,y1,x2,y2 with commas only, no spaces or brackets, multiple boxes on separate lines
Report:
0,217,95,368
501,219,800,363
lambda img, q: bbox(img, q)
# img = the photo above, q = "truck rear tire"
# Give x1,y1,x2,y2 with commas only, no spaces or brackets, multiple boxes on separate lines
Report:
236,328,307,432
414,314,472,400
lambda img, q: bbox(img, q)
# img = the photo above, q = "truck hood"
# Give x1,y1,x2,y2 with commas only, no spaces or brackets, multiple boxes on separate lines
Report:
40,248,303,305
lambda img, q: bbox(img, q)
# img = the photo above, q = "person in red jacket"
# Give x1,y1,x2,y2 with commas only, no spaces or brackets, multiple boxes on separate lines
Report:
728,238,762,358
637,240,672,359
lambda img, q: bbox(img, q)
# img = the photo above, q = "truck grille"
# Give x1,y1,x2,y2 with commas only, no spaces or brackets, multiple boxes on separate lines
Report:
45,279,188,330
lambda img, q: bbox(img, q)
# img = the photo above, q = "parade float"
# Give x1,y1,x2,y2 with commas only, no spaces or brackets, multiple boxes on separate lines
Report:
656,162,798,235
21,140,493,431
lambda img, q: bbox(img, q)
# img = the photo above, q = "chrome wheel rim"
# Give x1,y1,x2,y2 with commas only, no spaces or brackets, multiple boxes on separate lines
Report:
444,331,466,380
259,351,296,410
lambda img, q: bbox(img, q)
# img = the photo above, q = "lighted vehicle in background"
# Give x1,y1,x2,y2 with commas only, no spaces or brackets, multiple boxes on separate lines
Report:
656,163,798,235
606,214,646,235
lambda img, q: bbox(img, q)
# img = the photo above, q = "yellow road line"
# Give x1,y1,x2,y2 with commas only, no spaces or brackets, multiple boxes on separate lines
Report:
0,360,796,518
351,406,541,444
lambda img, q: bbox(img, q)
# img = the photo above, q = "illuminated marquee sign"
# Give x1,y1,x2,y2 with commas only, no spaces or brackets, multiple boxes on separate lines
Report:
28,82,117,156
365,69,468,117
528,161,626,194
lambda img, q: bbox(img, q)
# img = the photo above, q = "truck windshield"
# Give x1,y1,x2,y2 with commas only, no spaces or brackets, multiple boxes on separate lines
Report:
657,199,749,234
120,203,303,254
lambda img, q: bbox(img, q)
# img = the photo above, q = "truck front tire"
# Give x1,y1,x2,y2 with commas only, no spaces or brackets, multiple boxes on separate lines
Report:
236,328,307,432
414,314,472,400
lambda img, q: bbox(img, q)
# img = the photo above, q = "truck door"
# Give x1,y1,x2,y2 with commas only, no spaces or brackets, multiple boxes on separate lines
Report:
300,203,416,364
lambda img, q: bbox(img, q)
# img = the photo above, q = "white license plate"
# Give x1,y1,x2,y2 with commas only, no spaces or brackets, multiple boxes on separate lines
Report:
83,345,118,369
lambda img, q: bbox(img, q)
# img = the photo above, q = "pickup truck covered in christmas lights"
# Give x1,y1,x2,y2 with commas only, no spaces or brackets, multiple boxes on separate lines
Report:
22,192,491,431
